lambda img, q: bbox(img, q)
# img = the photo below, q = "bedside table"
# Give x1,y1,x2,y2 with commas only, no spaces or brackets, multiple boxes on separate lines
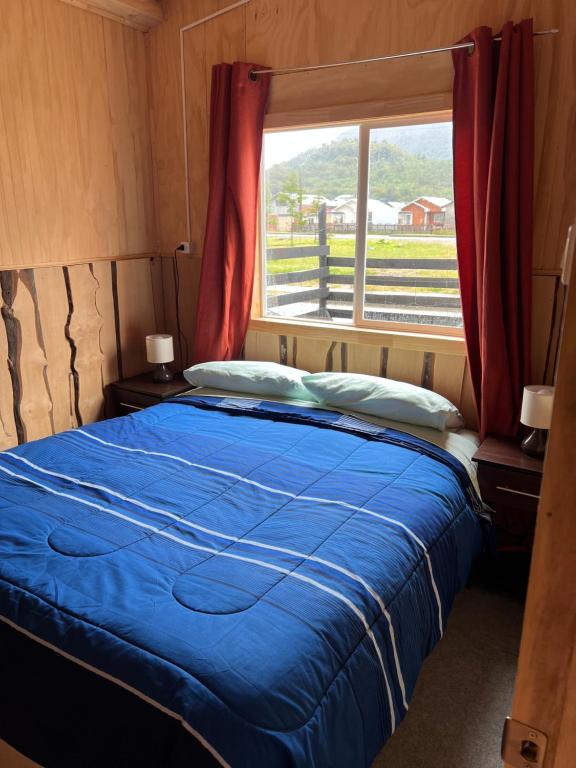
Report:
473,436,544,553
110,373,192,417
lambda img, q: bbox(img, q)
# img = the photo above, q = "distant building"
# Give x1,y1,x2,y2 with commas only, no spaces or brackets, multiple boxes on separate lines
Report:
327,198,399,225
398,196,451,227
442,200,455,229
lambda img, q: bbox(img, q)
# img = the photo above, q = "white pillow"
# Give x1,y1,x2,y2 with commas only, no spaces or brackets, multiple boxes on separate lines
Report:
301,372,464,431
183,360,315,401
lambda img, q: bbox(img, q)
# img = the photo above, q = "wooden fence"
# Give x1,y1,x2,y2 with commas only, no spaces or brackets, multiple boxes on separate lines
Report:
265,205,462,327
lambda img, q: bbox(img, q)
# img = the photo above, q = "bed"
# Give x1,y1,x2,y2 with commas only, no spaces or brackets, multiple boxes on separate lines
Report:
0,389,486,767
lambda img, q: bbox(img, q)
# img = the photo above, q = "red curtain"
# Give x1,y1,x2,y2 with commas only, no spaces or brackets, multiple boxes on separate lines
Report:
192,62,270,363
452,20,534,438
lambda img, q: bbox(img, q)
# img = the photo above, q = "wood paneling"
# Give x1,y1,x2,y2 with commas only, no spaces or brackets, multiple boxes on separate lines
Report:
58,0,163,31
0,0,156,269
149,0,576,273
243,327,475,425
147,0,575,395
508,249,576,768
0,257,163,449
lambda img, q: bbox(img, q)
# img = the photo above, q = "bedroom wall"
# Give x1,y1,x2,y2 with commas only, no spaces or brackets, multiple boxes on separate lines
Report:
146,0,575,428
0,0,163,448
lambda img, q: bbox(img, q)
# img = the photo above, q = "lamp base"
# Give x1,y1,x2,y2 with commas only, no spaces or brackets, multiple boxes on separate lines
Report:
152,363,174,383
520,428,547,459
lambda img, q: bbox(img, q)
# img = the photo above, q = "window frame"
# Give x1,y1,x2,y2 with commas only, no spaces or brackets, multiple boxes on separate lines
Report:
255,108,463,340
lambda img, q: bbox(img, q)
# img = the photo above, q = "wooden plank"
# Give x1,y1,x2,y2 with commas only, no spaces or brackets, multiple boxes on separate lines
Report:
531,274,558,383
0,739,39,768
459,362,478,431
386,348,424,386
102,20,157,255
267,245,330,260
57,0,163,31
0,0,155,270
346,343,381,377
243,331,281,364
249,317,466,353
267,267,328,286
0,288,17,449
328,274,460,289
91,261,119,388
34,267,77,434
326,257,457,270
265,93,452,131
328,290,461,308
432,352,466,410
508,247,576,767
116,258,157,377
159,253,199,370
9,271,54,443
267,288,326,308
294,336,343,373
65,265,106,425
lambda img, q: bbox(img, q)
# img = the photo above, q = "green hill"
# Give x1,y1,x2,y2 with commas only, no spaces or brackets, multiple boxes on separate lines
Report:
266,136,453,202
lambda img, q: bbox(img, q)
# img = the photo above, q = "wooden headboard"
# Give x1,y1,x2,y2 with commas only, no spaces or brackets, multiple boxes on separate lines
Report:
245,324,477,429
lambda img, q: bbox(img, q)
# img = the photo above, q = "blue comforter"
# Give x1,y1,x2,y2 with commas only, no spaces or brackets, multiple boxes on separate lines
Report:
0,396,484,767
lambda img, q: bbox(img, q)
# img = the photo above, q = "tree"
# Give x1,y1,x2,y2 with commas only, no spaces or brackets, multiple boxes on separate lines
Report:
277,172,304,243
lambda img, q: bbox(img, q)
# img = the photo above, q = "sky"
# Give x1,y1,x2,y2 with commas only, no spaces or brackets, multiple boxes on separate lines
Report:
263,126,356,169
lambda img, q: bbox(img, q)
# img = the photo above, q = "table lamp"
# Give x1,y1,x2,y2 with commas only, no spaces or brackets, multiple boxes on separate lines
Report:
146,334,174,383
520,385,554,458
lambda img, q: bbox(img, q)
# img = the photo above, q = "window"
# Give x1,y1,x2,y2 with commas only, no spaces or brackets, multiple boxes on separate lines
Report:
259,115,461,333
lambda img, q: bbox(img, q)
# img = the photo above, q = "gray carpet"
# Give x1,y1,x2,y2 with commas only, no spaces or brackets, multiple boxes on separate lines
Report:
373,587,523,768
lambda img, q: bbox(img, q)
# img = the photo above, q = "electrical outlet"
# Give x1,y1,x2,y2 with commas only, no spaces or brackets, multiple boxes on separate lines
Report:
177,241,191,254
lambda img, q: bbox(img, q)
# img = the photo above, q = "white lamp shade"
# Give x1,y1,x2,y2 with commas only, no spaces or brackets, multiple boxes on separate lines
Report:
520,385,554,429
146,334,174,364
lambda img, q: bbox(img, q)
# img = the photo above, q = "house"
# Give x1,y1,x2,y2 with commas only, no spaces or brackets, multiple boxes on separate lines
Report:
327,198,399,226
399,196,452,227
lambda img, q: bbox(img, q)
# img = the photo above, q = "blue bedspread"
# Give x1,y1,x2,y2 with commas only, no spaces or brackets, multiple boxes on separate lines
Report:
0,396,484,767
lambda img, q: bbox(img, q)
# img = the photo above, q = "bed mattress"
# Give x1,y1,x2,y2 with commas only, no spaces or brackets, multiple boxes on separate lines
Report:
0,395,486,767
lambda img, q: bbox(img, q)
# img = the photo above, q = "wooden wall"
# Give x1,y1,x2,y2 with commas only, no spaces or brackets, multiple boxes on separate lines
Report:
0,257,163,449
0,0,162,447
245,327,477,426
0,0,156,267
146,0,576,402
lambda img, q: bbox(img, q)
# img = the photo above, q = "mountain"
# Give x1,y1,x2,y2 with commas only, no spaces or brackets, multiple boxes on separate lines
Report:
342,122,453,160
265,135,453,202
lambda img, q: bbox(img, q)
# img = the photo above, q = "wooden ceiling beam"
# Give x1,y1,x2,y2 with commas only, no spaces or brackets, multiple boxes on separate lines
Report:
57,0,163,32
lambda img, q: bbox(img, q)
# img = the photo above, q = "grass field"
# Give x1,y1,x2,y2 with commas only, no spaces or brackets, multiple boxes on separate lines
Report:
265,235,459,294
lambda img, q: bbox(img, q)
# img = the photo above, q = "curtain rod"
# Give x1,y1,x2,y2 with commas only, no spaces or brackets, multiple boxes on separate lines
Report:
249,29,559,79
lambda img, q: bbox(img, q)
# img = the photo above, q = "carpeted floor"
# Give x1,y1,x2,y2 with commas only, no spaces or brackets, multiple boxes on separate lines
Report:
373,585,524,768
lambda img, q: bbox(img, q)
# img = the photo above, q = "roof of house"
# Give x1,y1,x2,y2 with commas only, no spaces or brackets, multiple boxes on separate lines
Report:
401,196,452,211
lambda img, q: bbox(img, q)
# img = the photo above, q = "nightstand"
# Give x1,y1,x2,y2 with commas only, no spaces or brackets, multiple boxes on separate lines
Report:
473,436,544,553
110,373,192,417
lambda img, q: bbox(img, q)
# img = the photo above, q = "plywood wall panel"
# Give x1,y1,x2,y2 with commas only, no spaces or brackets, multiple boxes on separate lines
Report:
34,268,77,434
0,258,163,448
66,265,106,425
433,353,467,409
0,318,17,450
386,349,425,388
116,258,157,377
346,344,382,377
103,20,157,255
91,261,121,389
10,271,54,443
242,327,475,424
0,0,156,269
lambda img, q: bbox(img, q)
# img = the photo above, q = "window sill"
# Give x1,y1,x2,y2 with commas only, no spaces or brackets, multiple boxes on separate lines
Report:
248,317,467,356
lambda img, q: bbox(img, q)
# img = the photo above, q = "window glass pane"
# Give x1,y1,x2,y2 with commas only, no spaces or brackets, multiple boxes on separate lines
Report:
263,125,359,324
363,121,462,328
